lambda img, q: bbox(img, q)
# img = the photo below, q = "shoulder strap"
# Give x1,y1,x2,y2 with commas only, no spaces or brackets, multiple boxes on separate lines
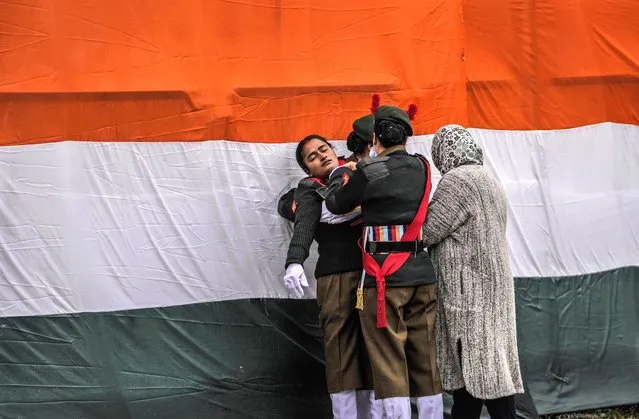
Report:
299,176,327,199
357,156,390,182
407,155,432,235
356,155,389,170
299,176,326,188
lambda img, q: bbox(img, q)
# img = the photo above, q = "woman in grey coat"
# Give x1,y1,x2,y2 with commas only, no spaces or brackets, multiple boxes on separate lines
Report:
422,125,524,419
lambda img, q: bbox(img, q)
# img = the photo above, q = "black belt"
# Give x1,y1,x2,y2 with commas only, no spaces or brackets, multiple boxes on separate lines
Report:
365,240,425,254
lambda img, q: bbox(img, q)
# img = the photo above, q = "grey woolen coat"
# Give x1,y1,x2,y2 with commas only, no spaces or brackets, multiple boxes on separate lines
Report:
422,125,524,400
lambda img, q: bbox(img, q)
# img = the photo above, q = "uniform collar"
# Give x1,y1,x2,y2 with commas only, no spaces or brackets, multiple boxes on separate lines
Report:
378,145,406,157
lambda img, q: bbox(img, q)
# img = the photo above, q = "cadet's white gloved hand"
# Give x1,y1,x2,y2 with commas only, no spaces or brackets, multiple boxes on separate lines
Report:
283,263,309,298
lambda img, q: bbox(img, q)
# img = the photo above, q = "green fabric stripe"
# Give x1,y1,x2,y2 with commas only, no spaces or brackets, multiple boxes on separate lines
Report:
515,266,639,415
0,267,637,418
0,300,330,419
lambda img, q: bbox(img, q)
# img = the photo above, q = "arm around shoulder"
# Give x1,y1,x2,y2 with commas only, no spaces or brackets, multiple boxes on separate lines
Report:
423,172,472,247
324,166,366,215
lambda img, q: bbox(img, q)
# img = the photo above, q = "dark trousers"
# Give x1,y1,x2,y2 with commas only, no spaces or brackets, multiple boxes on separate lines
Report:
452,340,516,419
452,387,516,419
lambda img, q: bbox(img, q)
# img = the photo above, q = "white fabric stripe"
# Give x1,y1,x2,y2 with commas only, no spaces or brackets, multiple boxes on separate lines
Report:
0,123,637,317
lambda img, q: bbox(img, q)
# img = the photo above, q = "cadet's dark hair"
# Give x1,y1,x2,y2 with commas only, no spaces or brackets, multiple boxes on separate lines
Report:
346,131,371,155
374,120,407,148
296,134,332,174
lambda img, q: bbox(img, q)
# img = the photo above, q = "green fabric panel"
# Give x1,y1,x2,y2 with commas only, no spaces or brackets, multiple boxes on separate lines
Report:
0,300,330,419
0,267,636,418
515,266,639,415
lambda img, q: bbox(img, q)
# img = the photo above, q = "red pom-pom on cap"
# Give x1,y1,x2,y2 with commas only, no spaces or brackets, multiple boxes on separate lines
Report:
407,103,418,120
370,94,381,114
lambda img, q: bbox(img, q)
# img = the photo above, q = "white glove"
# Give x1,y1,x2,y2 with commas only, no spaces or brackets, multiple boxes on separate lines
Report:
283,263,309,298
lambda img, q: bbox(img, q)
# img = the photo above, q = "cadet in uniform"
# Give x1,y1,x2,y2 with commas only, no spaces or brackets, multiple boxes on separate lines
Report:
324,98,443,419
345,114,374,163
280,129,382,418
278,115,374,223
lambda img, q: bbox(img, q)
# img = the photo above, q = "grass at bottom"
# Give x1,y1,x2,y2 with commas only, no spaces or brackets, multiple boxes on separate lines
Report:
544,405,638,419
